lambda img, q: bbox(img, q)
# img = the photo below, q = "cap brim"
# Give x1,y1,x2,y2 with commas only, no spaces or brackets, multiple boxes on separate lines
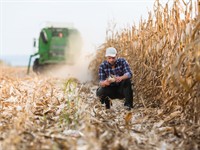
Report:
105,54,116,57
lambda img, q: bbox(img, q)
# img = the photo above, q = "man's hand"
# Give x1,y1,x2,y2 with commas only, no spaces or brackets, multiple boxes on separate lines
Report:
115,76,123,83
115,75,129,83
100,80,111,87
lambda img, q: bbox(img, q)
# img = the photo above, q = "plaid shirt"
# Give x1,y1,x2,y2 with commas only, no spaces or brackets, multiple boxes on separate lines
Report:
98,58,132,82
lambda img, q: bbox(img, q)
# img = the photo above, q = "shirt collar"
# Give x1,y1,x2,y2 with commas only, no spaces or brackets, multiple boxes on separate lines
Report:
105,58,119,67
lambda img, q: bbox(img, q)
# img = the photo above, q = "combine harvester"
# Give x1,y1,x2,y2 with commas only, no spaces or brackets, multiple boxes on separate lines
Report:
27,22,82,74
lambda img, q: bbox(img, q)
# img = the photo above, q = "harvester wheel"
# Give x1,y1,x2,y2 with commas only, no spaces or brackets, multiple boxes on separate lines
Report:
33,58,40,73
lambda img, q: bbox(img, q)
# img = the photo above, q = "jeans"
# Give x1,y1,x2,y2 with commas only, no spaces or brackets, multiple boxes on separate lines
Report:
96,79,133,107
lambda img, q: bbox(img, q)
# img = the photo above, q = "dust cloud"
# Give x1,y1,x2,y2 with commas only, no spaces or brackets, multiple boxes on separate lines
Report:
50,50,93,83
44,34,95,83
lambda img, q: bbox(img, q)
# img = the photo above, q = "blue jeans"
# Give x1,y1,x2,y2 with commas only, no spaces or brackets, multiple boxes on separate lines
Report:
96,79,133,107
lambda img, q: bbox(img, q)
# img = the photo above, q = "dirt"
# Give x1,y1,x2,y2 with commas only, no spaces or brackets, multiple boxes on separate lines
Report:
0,66,199,150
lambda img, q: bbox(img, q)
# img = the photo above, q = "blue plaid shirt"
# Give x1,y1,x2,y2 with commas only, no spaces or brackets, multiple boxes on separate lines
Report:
98,58,132,83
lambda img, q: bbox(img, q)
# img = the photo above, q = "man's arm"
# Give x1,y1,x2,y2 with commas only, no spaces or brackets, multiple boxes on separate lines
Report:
115,58,132,82
99,80,111,87
99,63,111,87
115,74,129,82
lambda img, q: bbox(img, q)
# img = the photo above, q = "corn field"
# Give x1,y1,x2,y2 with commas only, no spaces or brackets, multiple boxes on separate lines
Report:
1,0,200,149
90,0,200,123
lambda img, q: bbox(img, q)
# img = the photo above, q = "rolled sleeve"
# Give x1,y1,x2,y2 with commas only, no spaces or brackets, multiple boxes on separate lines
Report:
124,72,132,78
99,65,106,81
122,58,132,78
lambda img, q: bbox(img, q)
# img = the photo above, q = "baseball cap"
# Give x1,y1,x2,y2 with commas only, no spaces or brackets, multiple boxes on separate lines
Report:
105,47,117,57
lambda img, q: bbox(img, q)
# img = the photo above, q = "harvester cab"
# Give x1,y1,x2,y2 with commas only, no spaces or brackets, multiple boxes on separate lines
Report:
27,23,82,74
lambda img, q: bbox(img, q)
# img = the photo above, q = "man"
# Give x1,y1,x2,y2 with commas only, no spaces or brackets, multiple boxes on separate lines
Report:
96,47,134,110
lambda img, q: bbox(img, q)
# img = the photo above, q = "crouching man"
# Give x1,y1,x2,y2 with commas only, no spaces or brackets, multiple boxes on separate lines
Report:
96,47,134,110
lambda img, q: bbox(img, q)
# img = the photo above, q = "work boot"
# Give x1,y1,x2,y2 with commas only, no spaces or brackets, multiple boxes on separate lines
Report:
124,103,133,111
100,98,105,104
105,97,111,109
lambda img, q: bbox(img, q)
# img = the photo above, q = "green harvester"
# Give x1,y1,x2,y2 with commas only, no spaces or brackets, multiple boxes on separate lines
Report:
27,23,82,74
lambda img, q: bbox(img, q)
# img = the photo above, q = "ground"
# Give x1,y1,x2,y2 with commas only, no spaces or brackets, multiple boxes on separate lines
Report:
0,66,199,150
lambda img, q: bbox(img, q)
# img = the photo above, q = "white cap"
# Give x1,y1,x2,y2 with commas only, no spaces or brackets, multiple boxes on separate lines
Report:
105,47,117,57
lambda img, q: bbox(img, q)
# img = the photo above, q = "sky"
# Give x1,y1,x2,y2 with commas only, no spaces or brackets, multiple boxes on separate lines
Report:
0,0,170,56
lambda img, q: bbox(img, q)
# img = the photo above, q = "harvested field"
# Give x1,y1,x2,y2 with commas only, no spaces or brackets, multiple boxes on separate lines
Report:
1,0,200,149
0,65,199,150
